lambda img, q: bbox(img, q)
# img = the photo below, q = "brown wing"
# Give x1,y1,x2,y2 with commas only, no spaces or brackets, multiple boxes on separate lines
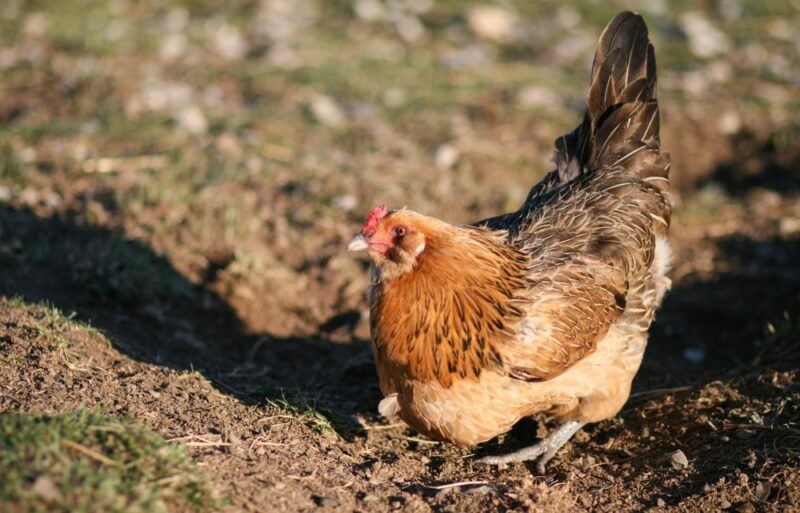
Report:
498,161,662,381
503,262,627,381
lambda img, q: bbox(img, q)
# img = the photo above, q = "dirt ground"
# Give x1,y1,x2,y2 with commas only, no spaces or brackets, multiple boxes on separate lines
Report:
1,1,799,512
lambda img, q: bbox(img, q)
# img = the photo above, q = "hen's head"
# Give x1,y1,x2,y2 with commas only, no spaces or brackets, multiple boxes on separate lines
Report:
348,206,430,280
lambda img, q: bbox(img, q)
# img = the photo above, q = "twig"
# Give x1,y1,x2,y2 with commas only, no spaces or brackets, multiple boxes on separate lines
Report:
335,480,354,490
61,440,121,467
587,453,638,469
246,336,270,362
724,423,800,437
211,378,246,396
363,423,406,431
248,435,288,453
60,346,92,373
256,415,296,423
420,480,490,490
167,434,212,442
403,436,439,445
151,475,184,487
83,155,168,174
167,434,232,447
629,386,692,400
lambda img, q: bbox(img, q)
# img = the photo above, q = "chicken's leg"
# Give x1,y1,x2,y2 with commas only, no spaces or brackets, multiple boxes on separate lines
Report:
477,421,585,473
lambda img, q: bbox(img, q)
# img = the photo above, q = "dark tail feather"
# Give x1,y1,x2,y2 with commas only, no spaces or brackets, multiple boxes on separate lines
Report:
554,11,670,195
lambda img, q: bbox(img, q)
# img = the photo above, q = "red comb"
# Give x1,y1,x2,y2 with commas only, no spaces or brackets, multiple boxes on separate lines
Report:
362,205,388,235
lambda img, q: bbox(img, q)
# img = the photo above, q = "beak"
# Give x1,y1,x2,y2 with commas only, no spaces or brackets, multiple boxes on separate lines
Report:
347,234,369,252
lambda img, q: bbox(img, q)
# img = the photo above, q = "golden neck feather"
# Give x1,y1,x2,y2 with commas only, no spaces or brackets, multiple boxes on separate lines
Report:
371,226,527,387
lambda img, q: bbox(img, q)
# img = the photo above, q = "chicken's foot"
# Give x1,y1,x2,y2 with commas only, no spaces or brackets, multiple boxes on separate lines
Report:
477,420,585,473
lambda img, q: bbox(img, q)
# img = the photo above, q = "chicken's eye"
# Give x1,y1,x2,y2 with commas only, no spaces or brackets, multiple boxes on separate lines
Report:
393,226,407,237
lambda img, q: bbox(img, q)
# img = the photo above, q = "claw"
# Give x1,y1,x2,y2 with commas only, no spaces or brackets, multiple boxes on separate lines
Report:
476,421,585,473
476,443,548,466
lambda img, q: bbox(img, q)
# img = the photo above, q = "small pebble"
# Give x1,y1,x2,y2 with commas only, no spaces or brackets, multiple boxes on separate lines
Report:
780,217,800,236
310,95,346,127
683,347,705,364
467,6,517,42
754,481,770,502
213,24,247,60
175,105,208,135
354,0,383,21
668,449,689,469
736,502,756,513
32,476,62,502
465,485,493,495
680,11,731,58
435,144,459,169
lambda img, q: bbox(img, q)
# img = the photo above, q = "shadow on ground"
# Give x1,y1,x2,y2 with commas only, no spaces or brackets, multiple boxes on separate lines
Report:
701,128,800,196
645,232,800,381
0,205,380,437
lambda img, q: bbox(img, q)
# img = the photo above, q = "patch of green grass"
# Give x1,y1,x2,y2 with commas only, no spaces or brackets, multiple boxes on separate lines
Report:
2,297,105,348
0,409,217,513
262,385,350,439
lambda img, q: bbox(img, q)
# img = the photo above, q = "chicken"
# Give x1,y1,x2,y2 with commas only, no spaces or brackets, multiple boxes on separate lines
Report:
348,11,671,472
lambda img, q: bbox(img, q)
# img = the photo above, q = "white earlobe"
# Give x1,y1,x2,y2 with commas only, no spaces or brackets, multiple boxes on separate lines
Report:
414,241,425,257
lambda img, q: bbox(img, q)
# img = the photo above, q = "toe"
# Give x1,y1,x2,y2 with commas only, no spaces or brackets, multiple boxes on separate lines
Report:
534,451,557,474
475,444,548,466
476,456,505,465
